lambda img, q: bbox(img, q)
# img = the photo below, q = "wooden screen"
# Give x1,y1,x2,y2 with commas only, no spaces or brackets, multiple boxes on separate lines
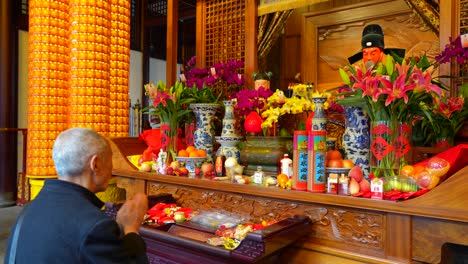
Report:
203,0,245,70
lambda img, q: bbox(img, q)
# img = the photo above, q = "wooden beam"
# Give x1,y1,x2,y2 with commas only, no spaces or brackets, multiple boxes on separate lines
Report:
258,0,329,16
166,0,178,87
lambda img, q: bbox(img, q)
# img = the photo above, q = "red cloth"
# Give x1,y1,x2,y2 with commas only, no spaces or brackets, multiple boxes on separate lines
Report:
139,129,161,154
415,144,468,178
138,128,186,155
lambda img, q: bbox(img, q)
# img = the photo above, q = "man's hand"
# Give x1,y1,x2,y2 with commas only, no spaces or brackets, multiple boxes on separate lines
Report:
116,193,148,235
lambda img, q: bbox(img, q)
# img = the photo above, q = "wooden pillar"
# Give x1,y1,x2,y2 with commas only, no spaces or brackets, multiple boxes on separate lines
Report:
195,0,206,68
167,0,179,87
439,0,458,95
0,0,18,206
244,0,258,87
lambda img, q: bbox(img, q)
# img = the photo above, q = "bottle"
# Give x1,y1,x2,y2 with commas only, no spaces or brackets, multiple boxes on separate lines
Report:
215,149,226,177
253,166,264,185
280,154,293,179
338,174,349,195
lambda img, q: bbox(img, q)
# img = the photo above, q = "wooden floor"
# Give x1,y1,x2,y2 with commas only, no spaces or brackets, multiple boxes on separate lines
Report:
0,205,22,262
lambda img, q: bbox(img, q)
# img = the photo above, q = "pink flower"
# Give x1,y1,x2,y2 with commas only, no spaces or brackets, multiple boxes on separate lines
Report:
436,96,465,118
379,74,415,106
410,68,442,96
354,76,382,102
152,90,170,107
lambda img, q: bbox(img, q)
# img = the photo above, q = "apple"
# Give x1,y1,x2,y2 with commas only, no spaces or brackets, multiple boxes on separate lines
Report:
179,167,189,176
201,162,214,175
170,161,180,170
348,165,363,183
173,212,186,223
166,167,174,175
140,162,152,172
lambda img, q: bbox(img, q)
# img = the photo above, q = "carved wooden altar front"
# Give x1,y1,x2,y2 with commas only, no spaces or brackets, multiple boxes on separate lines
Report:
110,137,468,264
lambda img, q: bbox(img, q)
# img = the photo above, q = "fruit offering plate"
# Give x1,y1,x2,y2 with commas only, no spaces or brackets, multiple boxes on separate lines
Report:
176,156,207,177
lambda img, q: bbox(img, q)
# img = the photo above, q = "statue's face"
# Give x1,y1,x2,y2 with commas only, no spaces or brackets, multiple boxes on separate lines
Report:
254,79,270,90
362,47,384,64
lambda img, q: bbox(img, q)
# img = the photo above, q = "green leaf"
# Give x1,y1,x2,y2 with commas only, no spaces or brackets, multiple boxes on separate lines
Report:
385,55,394,76
339,68,350,85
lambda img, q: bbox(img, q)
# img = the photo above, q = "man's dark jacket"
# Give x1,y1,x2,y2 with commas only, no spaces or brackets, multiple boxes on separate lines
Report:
4,179,148,264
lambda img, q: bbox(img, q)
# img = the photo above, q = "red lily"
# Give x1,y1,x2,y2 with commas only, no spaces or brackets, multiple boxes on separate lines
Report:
379,74,415,106
354,76,382,102
410,68,442,96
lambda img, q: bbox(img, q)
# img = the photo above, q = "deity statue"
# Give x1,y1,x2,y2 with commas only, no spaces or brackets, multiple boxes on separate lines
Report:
252,71,273,90
348,24,405,66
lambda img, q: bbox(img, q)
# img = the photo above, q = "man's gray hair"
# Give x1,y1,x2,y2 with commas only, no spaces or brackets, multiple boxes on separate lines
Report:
52,128,110,177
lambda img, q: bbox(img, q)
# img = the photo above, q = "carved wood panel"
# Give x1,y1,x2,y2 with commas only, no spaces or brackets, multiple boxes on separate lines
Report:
147,182,386,254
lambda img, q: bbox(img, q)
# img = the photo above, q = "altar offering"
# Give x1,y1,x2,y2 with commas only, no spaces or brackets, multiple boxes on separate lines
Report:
307,131,327,192
293,130,308,191
371,177,384,200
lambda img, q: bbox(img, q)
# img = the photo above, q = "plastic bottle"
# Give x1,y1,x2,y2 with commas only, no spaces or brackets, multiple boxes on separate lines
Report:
280,154,293,179
253,166,264,185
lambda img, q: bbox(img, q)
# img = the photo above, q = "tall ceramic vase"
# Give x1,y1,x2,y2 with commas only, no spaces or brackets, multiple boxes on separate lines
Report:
311,97,327,131
190,103,220,162
342,106,370,176
216,100,242,159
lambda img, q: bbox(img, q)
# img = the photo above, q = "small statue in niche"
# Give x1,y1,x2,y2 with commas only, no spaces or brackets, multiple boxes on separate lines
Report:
252,71,273,90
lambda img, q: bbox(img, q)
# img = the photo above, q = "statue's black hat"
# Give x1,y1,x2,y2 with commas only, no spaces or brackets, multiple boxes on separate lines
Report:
348,24,405,64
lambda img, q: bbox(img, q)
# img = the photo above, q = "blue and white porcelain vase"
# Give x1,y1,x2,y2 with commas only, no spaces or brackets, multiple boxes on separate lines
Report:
190,103,220,162
342,106,370,176
216,100,242,159
311,97,327,131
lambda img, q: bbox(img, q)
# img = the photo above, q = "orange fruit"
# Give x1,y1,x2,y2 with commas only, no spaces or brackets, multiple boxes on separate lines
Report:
178,149,189,157
342,159,354,168
328,159,344,168
186,146,196,153
327,150,342,161
189,151,199,157
196,149,207,157
400,165,415,177
277,173,289,187
412,165,425,180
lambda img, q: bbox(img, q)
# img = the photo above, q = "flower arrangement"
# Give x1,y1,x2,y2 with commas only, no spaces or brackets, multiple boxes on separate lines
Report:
337,54,442,123
435,35,468,65
428,93,467,147
261,84,331,129
230,87,274,134
410,35,468,147
143,81,196,159
336,53,446,178
230,83,332,135
181,56,245,99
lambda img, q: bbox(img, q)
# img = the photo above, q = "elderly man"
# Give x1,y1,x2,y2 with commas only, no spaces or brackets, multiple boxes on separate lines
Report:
5,128,149,264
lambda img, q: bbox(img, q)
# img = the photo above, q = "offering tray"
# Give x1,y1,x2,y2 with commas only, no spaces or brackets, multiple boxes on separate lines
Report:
139,214,312,263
